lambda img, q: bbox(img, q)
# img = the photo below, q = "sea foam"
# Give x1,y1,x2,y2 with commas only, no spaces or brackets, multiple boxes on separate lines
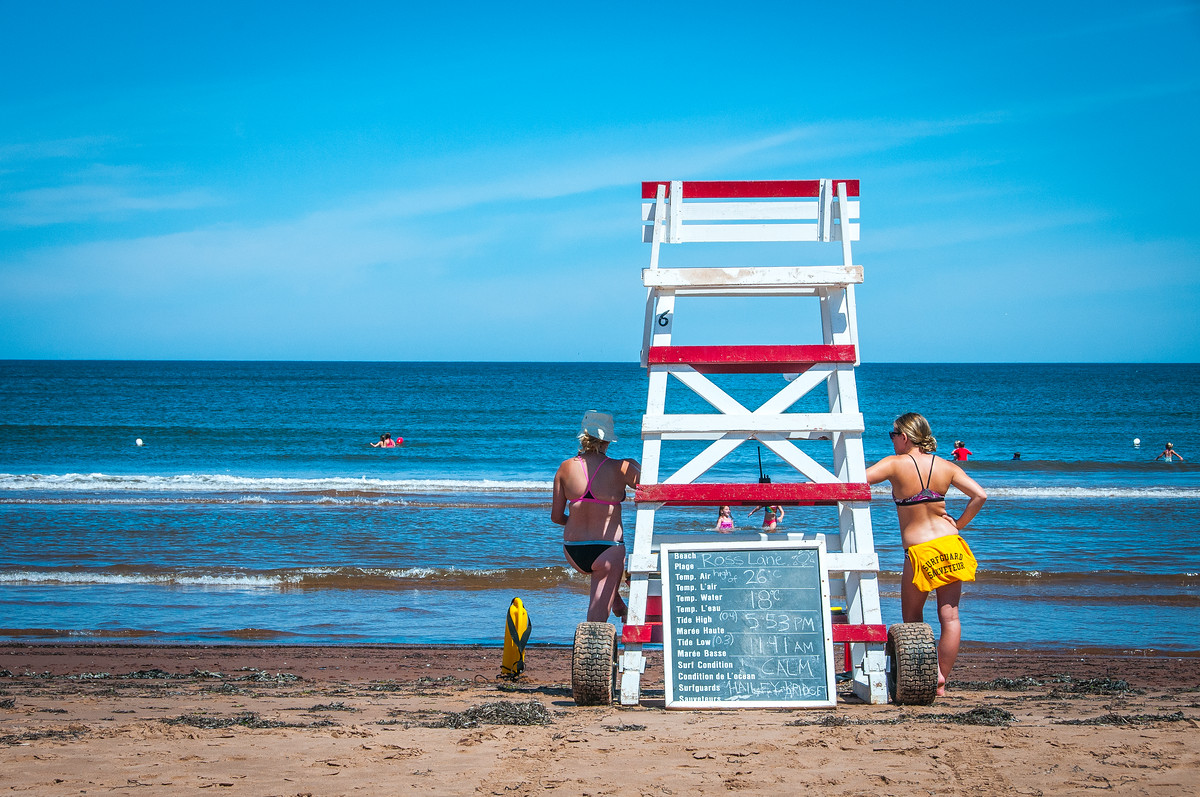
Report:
0,472,551,494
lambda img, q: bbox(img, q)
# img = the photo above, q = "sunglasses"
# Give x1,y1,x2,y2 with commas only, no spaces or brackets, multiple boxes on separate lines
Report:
889,431,903,439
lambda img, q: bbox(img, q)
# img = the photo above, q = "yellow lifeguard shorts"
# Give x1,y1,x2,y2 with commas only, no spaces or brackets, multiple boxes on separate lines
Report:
906,534,977,593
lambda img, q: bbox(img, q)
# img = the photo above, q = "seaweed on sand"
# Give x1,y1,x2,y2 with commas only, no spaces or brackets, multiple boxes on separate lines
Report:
1055,711,1186,726
788,706,1015,728
163,711,338,729
788,713,903,727
1048,675,1143,695
1,725,88,745
305,702,358,712
923,707,1016,726
123,669,176,680
430,700,554,729
956,677,1042,691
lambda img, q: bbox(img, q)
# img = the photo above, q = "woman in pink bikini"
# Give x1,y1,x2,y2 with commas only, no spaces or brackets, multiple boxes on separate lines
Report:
866,412,987,695
551,411,641,623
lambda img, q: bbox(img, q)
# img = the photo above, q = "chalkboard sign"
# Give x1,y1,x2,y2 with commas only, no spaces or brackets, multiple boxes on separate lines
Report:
660,540,834,709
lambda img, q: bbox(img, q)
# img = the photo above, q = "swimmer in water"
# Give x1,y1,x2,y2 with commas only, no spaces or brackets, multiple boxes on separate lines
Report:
748,503,784,531
715,505,735,532
747,474,784,531
1155,443,1185,462
371,433,396,448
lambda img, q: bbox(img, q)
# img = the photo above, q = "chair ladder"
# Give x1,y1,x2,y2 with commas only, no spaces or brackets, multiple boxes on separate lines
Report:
618,179,888,706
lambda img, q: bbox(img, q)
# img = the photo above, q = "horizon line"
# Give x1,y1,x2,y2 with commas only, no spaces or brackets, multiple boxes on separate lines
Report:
1,359,1197,366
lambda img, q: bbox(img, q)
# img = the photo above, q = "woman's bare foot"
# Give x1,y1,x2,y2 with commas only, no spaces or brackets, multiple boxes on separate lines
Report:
936,670,947,697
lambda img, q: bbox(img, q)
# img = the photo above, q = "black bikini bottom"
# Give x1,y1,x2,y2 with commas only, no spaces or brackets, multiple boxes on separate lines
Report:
563,541,624,573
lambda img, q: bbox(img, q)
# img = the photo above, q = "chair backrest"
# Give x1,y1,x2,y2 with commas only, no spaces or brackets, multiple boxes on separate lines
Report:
641,179,859,245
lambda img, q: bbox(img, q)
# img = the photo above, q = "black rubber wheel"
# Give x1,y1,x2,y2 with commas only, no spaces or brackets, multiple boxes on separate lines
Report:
571,622,617,706
887,622,939,705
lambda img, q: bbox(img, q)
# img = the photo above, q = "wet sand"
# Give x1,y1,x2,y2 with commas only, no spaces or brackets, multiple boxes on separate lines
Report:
2,644,1198,795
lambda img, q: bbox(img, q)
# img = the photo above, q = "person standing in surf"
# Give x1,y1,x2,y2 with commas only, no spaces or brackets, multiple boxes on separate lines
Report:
551,411,640,623
747,502,785,531
747,472,784,531
866,412,988,696
1156,443,1185,462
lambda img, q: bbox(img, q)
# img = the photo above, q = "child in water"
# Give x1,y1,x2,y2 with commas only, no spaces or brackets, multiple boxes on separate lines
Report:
715,505,735,532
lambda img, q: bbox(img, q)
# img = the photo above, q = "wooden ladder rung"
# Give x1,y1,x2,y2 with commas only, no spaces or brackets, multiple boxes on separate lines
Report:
647,344,856,374
621,605,884,647
643,265,862,290
641,412,864,436
641,179,860,199
635,482,871,507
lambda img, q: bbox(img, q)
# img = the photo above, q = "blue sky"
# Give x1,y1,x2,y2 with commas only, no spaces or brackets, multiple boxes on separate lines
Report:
1,1,1197,362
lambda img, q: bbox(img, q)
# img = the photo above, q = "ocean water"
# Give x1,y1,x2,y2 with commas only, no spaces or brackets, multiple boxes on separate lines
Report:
0,360,1197,652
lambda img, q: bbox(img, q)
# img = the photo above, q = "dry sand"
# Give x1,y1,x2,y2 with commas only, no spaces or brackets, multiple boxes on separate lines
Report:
2,644,1198,795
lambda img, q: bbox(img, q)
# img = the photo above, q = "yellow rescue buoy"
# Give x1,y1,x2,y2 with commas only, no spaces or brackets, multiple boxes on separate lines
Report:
501,597,530,677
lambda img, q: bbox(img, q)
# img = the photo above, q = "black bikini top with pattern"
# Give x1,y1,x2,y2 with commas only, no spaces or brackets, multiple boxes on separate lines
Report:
894,454,946,506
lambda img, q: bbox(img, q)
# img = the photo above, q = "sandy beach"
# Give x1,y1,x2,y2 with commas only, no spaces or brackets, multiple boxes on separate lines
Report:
1,644,1198,795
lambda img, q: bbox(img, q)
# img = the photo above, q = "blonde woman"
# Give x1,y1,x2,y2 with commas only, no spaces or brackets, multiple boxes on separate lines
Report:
551,411,640,622
1155,442,1184,462
866,412,987,695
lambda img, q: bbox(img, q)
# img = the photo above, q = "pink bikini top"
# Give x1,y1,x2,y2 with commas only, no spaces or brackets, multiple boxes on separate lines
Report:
571,456,624,507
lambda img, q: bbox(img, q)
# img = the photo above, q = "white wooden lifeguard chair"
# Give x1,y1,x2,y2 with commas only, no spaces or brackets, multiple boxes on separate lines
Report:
612,179,898,706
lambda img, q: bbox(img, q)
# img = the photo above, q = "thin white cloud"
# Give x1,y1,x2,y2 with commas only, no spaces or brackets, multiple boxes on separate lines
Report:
0,107,1009,235
870,208,1108,254
1,183,221,226
0,111,1036,298
0,154,224,227
2,106,1183,357
296,113,1009,231
0,136,117,163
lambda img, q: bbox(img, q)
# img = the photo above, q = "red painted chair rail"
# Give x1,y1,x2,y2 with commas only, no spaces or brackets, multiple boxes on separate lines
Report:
831,624,888,643
647,344,857,374
636,482,871,506
620,594,664,644
623,623,884,646
621,624,657,643
642,179,859,199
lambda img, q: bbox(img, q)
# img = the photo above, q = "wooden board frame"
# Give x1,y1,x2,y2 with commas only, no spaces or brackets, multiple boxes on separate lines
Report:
660,540,836,709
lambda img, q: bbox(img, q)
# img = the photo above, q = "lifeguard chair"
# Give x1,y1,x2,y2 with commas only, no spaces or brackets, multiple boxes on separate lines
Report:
569,179,937,707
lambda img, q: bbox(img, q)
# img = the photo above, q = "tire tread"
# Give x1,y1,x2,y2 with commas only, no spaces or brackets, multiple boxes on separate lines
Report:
887,622,938,705
572,622,617,706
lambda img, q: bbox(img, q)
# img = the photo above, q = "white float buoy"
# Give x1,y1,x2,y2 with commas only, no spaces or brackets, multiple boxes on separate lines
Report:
1133,438,1141,447
135,438,143,447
